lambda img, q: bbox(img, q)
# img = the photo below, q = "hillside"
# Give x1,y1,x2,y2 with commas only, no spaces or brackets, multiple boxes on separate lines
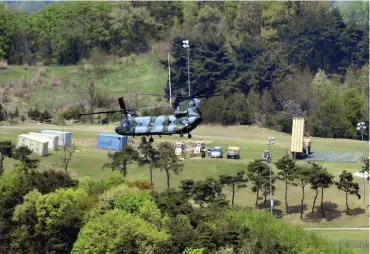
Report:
0,54,168,114
0,1,368,140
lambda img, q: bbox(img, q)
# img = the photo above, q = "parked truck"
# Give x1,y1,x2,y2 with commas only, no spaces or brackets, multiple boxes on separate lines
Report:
227,146,240,159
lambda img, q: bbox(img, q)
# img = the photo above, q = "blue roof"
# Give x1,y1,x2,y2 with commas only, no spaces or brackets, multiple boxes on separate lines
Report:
97,134,124,137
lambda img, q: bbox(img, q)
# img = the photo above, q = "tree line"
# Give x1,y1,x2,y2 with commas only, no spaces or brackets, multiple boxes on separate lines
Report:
0,138,353,253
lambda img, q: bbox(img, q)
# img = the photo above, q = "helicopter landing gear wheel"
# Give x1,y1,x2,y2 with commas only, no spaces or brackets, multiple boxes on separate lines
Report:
141,136,147,144
149,137,154,143
188,133,192,139
180,133,183,137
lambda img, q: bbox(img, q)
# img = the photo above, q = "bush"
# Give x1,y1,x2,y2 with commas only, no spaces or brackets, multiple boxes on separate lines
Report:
128,179,153,190
27,108,41,121
114,192,154,214
71,210,169,253
60,105,82,120
79,175,126,195
265,112,293,133
39,110,52,122
87,184,142,219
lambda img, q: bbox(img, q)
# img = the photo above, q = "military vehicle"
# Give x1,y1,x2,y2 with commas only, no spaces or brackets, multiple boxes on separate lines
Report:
227,146,240,159
290,117,312,159
79,87,226,142
175,142,185,156
210,146,223,158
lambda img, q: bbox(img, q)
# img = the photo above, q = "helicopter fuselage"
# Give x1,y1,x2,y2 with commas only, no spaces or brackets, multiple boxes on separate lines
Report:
115,98,202,138
115,114,202,137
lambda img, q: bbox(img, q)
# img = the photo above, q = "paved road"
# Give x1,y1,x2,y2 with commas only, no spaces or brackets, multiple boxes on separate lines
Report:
304,228,369,230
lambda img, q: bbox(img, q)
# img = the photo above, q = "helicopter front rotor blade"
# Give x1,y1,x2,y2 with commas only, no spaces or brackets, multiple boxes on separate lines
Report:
129,104,172,111
137,93,170,98
78,110,122,116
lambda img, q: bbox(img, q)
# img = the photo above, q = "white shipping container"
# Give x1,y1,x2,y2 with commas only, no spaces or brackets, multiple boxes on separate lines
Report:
17,134,48,156
41,130,72,147
28,132,59,150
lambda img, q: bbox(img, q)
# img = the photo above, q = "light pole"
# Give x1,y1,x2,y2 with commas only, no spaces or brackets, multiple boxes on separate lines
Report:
357,122,366,208
182,40,190,96
266,136,275,215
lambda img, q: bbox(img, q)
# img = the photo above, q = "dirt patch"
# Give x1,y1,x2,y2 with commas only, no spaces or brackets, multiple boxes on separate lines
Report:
73,138,97,148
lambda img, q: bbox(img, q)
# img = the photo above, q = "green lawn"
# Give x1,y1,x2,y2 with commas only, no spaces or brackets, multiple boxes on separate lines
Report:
315,231,369,254
0,123,368,253
0,54,168,111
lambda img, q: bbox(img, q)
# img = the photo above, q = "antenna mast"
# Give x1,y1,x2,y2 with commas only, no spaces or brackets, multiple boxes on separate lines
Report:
168,54,172,108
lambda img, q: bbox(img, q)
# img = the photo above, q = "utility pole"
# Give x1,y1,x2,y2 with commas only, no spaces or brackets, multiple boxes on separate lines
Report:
357,122,366,208
182,40,190,96
168,54,172,108
267,136,275,215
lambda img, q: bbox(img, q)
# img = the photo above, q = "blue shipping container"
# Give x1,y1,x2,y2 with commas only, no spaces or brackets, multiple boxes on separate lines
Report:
97,134,127,150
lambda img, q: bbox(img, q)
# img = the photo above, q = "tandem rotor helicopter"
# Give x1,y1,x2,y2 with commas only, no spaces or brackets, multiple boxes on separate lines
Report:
79,87,226,142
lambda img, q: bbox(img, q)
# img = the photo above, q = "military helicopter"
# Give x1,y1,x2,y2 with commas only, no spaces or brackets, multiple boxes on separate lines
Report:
79,87,225,142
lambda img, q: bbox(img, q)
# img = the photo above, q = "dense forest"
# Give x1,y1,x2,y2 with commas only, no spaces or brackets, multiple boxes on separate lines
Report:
0,1,368,139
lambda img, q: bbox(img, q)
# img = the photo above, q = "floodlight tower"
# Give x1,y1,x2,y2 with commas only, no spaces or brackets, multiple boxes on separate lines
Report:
357,122,366,208
182,40,190,96
266,136,275,215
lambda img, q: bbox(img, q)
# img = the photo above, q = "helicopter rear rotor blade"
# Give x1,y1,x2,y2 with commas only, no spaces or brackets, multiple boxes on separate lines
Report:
194,93,229,99
118,97,128,118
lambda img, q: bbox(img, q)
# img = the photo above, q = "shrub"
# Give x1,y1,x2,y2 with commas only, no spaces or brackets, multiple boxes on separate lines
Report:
78,175,126,195
114,192,154,214
128,179,153,190
27,108,41,121
87,184,142,219
39,110,52,122
71,210,169,253
183,247,205,254
60,105,81,120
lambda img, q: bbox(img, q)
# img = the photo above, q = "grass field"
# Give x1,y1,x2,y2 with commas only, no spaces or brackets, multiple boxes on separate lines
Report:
0,123,369,253
0,54,168,112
